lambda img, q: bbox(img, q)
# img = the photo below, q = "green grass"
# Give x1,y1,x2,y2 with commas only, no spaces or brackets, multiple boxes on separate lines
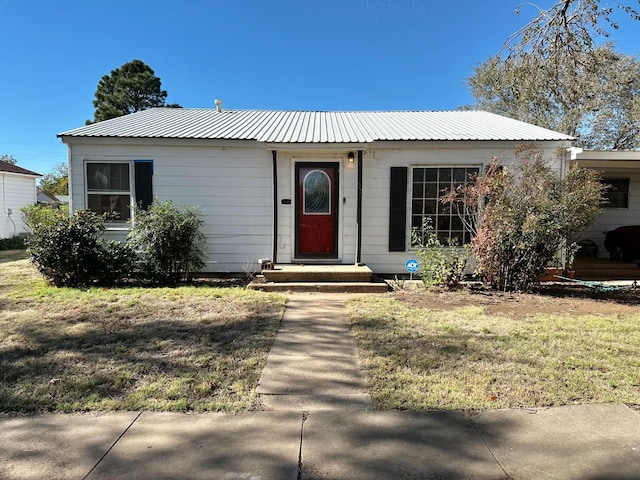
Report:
0,259,286,414
0,249,28,263
348,294,640,411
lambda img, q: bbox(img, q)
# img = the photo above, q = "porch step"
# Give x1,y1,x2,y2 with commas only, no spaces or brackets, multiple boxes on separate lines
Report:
573,257,640,281
261,264,374,283
248,264,390,293
248,279,390,293
574,269,640,280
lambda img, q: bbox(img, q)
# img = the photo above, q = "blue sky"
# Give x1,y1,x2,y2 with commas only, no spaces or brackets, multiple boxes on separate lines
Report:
1,0,638,176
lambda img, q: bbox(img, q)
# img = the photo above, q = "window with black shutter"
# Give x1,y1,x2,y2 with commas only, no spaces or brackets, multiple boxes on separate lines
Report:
85,160,154,221
389,167,408,252
134,160,154,210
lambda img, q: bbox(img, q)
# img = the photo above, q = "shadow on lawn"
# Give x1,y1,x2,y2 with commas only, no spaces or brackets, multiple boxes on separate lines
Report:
0,298,282,413
352,309,630,410
357,312,540,366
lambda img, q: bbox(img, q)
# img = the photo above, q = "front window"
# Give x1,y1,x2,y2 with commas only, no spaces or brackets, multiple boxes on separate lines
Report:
602,178,629,208
411,166,479,246
86,162,131,221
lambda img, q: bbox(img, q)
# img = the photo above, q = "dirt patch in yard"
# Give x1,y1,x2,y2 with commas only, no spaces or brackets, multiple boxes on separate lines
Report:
392,283,640,316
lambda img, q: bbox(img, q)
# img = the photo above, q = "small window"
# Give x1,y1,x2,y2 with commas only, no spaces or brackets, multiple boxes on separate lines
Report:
86,162,131,220
602,178,629,208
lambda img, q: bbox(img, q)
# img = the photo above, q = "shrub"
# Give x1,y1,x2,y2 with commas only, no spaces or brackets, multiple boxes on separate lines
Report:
22,202,207,288
24,208,133,287
412,218,471,290
0,235,25,250
127,200,206,284
22,204,69,229
447,148,605,291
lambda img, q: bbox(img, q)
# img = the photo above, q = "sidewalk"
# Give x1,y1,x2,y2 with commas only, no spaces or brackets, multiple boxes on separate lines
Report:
1,293,640,479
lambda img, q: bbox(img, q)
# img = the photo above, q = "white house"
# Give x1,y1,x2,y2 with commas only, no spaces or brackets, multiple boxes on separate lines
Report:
37,189,62,207
0,161,41,239
570,149,640,258
58,108,572,275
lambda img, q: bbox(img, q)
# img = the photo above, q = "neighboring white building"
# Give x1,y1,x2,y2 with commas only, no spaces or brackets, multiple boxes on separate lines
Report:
37,189,61,207
37,190,69,207
0,161,41,239
58,108,572,274
570,149,640,258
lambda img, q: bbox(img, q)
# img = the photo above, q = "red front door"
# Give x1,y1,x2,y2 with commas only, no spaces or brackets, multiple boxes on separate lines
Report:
296,163,339,258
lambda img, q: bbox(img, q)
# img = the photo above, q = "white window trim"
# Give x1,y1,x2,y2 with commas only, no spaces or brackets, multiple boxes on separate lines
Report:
84,160,134,228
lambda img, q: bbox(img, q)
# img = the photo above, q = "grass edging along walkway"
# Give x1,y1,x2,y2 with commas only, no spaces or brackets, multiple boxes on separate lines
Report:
347,290,640,411
0,260,286,414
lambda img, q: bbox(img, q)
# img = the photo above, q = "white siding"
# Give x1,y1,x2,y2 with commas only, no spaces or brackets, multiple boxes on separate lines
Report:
0,173,37,239
69,142,274,272
359,141,567,274
275,154,293,262
341,159,359,263
67,138,569,275
579,168,640,258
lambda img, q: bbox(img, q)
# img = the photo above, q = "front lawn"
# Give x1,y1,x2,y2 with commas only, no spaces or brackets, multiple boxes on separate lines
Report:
0,260,286,414
348,288,640,410
0,249,28,263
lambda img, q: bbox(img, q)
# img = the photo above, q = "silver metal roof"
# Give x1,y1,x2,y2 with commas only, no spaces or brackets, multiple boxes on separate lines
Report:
58,108,573,143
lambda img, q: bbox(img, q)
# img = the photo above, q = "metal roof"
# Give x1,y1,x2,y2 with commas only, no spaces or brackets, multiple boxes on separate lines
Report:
58,108,573,143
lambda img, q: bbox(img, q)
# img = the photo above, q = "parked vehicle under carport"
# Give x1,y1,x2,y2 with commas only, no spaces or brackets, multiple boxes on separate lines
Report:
604,225,640,261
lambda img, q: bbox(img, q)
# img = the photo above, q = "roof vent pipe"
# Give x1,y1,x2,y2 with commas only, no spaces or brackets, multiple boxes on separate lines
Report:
214,99,223,112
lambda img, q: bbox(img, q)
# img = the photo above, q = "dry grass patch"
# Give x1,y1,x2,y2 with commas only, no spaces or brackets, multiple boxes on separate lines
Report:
348,289,640,411
0,260,286,414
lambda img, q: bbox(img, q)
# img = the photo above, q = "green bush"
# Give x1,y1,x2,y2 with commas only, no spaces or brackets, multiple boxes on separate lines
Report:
22,204,69,229
24,208,134,288
127,200,206,284
22,202,207,288
412,218,471,290
0,235,25,250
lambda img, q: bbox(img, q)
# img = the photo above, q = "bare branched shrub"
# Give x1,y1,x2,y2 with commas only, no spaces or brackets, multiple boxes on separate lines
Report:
445,149,605,291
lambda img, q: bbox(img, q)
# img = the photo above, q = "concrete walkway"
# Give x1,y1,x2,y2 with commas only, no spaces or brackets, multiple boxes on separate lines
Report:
256,293,372,410
1,293,640,479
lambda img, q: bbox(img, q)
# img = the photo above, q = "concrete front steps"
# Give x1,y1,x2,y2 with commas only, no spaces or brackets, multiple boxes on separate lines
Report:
247,264,390,293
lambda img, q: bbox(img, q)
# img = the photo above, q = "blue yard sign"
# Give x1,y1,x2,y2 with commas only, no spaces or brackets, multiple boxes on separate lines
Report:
405,258,419,273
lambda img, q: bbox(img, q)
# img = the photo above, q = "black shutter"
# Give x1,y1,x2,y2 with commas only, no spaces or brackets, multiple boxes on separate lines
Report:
389,167,407,252
134,160,153,210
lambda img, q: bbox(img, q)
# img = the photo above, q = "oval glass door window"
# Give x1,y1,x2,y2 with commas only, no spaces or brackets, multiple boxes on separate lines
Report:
304,170,331,214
